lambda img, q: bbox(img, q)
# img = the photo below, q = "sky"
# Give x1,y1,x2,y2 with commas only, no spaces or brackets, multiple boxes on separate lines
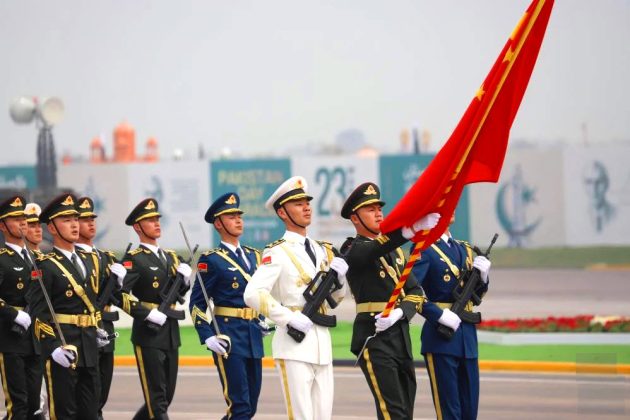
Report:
1,0,629,165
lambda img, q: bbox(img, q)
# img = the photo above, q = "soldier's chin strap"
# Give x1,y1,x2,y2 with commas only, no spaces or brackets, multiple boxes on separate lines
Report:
355,213,380,236
1,220,23,243
50,219,76,245
217,216,239,239
281,204,306,229
137,222,159,241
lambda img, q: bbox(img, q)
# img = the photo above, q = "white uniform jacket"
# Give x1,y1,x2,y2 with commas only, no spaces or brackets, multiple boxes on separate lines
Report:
244,231,347,365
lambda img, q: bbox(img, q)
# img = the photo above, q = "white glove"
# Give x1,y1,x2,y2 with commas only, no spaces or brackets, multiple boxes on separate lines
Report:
287,311,313,334
177,263,192,286
145,308,167,326
205,336,229,355
14,310,32,329
402,212,441,239
473,256,491,284
51,347,76,368
438,308,462,331
329,257,349,277
374,308,404,333
96,328,110,348
109,263,127,287
258,319,275,337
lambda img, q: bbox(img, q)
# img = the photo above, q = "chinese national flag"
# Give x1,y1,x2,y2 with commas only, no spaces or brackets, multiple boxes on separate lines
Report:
380,0,554,248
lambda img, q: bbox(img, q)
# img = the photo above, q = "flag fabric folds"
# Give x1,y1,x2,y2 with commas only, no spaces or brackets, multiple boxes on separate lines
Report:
380,0,554,249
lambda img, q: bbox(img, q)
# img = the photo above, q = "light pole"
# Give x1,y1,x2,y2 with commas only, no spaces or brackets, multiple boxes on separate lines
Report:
9,96,64,194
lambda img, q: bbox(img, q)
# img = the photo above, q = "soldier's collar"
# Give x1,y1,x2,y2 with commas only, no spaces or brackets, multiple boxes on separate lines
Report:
283,230,308,245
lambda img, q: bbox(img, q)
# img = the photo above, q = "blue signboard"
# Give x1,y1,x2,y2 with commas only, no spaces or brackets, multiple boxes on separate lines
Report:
379,154,470,241
211,159,291,249
0,165,37,190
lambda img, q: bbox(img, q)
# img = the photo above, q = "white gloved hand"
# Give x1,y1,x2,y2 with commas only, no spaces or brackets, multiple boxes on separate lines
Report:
109,263,127,287
402,212,441,239
145,308,167,326
96,328,110,348
374,308,404,333
438,308,462,331
473,256,491,284
205,336,229,355
14,310,32,329
288,311,313,334
51,347,76,368
177,263,192,286
258,319,275,337
329,257,349,277
413,212,441,231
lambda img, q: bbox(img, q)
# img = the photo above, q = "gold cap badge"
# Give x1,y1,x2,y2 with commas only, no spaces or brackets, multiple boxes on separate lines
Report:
61,195,74,206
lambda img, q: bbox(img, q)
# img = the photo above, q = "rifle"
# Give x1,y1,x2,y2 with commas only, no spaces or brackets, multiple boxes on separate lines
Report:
436,233,498,340
95,243,132,321
287,263,343,343
180,221,231,357
145,244,198,332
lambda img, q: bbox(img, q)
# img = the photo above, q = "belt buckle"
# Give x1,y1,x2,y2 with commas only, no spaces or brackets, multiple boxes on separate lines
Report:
242,307,254,319
77,315,89,327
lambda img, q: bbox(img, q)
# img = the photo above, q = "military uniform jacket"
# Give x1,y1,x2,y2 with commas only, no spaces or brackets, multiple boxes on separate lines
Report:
85,247,119,353
190,244,264,359
244,231,348,365
0,246,40,355
342,229,442,357
30,248,99,367
411,237,489,358
120,245,188,350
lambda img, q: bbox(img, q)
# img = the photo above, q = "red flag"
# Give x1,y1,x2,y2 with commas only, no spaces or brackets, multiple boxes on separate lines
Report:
380,0,554,248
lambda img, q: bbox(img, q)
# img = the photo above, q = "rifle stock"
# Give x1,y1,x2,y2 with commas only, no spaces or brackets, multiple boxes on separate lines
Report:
287,266,343,343
436,233,498,340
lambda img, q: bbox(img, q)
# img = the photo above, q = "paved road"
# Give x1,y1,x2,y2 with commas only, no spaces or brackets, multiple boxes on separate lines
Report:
52,367,630,419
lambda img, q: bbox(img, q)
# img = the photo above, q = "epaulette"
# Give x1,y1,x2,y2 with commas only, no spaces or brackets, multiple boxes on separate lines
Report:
128,248,146,256
316,240,333,247
102,250,116,258
265,238,285,249
164,249,177,257
201,248,222,256
242,245,260,254
457,239,472,248
0,248,13,256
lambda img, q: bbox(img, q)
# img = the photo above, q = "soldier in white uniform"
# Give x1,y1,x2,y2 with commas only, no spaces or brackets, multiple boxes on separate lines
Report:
244,176,348,420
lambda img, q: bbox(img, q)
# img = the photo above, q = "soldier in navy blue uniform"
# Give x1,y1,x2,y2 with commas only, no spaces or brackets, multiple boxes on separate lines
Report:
0,196,44,420
190,192,268,420
410,214,491,420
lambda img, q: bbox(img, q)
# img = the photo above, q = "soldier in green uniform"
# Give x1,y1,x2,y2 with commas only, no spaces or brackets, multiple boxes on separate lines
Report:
0,196,44,420
75,196,126,420
120,198,192,420
30,193,111,420
24,203,44,257
340,183,441,420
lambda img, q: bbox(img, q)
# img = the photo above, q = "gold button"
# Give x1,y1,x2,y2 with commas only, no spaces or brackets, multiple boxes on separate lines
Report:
17,282,24,290
152,281,159,288
66,290,74,297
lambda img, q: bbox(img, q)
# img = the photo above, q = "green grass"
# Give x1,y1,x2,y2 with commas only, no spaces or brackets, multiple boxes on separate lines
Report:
114,322,630,364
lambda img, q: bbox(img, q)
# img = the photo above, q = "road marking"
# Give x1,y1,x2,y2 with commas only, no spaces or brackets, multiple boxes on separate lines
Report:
113,367,628,386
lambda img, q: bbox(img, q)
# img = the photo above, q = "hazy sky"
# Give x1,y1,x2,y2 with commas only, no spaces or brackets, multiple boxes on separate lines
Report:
1,0,629,165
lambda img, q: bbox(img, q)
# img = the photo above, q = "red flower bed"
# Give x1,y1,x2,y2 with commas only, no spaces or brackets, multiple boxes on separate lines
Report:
478,315,630,333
